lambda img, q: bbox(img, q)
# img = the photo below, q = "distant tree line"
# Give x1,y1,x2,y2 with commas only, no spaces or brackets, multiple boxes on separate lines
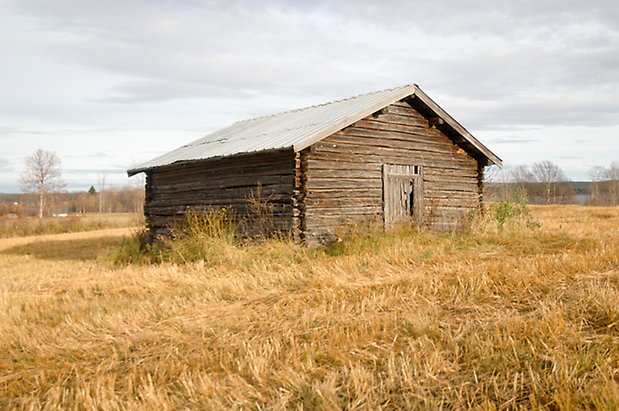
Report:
1,148,144,218
486,160,619,206
1,186,144,217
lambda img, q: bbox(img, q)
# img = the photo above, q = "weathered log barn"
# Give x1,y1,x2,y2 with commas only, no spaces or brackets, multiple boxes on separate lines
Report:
128,84,502,243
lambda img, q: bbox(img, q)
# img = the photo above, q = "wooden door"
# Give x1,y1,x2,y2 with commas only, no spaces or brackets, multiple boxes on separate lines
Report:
382,164,422,228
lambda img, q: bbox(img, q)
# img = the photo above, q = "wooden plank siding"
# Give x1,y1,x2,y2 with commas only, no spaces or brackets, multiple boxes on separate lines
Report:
144,148,296,238
299,100,482,243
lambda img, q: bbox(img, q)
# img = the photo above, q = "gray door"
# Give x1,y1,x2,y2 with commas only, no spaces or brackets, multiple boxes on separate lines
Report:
382,164,422,228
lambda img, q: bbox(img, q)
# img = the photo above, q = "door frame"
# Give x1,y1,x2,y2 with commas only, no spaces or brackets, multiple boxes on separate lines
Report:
382,164,424,228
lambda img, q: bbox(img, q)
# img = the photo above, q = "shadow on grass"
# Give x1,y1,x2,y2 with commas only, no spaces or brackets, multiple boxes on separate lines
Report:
1,236,124,261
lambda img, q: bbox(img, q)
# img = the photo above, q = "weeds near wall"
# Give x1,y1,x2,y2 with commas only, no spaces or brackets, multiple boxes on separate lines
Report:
165,209,239,264
243,183,280,239
110,208,251,266
177,209,237,242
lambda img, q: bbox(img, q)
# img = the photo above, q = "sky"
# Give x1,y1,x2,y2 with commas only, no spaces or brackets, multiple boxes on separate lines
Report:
1,0,618,192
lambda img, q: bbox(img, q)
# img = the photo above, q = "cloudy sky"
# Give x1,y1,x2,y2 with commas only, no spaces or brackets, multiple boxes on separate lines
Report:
1,0,618,192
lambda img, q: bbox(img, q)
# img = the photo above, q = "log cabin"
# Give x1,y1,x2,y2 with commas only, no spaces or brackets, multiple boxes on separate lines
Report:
128,84,502,243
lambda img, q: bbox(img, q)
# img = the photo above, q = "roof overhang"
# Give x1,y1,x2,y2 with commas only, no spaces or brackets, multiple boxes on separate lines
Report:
127,84,502,176
127,147,294,177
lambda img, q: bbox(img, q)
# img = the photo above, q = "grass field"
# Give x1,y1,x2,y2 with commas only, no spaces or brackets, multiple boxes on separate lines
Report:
0,213,142,238
0,205,617,409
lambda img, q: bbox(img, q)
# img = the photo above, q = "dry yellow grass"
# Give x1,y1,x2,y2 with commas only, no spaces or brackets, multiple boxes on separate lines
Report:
0,206,617,409
0,213,142,238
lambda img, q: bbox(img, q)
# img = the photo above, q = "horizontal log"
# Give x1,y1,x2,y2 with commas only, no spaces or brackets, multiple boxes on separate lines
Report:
311,144,477,169
424,168,478,178
152,161,293,185
151,181,292,199
148,204,293,214
147,213,293,224
383,104,426,118
302,159,381,172
306,152,476,173
390,100,415,109
147,195,293,209
304,178,382,190
423,174,478,184
354,116,432,133
360,113,429,129
304,168,379,179
303,188,383,198
424,181,478,192
334,129,465,157
151,174,294,193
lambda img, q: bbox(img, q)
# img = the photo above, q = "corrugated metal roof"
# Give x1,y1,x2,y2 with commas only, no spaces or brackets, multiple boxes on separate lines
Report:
128,84,501,175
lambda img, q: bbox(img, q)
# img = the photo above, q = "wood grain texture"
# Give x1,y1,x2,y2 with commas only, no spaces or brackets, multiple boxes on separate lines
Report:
301,100,482,242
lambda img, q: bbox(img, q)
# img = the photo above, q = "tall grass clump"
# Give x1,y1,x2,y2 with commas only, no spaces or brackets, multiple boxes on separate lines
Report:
243,183,280,239
165,209,239,264
111,189,290,267
110,209,242,266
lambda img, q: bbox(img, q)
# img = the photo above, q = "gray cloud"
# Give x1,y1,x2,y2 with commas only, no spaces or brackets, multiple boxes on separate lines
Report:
489,137,541,145
1,0,618,185
0,158,12,172
6,0,617,127
95,80,258,103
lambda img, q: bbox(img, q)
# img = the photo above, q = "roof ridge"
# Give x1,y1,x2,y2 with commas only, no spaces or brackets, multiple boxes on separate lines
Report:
233,84,415,125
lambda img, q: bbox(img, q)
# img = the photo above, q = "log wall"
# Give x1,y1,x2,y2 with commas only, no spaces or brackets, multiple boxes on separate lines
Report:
299,100,483,243
145,149,295,239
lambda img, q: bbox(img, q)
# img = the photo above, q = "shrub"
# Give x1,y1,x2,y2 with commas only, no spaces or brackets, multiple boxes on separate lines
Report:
488,189,539,231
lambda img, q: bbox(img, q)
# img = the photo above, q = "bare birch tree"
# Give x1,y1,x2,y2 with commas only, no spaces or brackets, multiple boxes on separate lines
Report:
531,161,568,204
19,149,65,218
97,173,106,213
604,161,619,205
588,166,605,205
